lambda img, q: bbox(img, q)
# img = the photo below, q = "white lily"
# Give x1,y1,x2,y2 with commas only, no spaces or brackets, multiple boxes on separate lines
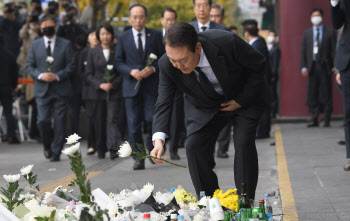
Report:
20,164,34,175
118,141,132,157
150,53,157,60
3,174,21,183
62,142,80,156
66,133,81,144
46,56,54,63
107,65,114,70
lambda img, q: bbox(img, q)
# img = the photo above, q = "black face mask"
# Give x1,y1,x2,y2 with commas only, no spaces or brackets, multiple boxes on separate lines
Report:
42,26,55,37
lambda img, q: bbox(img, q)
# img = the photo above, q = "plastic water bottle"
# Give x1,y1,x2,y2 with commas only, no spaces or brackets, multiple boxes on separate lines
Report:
199,190,205,199
263,195,273,220
178,215,185,221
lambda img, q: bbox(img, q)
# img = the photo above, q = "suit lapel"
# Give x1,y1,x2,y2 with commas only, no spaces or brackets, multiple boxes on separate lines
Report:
126,30,140,61
144,28,152,60
53,37,61,64
97,45,108,66
209,21,215,29
200,38,230,98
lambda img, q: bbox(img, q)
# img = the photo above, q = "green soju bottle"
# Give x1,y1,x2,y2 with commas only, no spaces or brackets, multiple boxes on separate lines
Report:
259,200,268,220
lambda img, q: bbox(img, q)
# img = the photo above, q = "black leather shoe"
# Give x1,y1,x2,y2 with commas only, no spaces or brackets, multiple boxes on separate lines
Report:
338,140,346,145
87,148,96,155
50,155,60,162
307,122,319,127
98,152,106,159
217,151,229,158
110,151,119,160
8,137,20,144
133,159,145,170
170,153,180,160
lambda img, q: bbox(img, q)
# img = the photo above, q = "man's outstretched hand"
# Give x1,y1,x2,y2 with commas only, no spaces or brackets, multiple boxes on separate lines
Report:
150,139,166,164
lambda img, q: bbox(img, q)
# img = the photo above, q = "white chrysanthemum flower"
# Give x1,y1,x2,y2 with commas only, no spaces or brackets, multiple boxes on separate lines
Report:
150,53,157,60
46,56,54,63
118,141,132,157
24,199,40,210
107,65,114,70
3,174,20,183
65,133,81,144
199,196,211,207
84,61,87,66
107,202,119,217
20,164,34,175
142,182,154,194
193,214,204,221
62,142,80,156
189,202,198,210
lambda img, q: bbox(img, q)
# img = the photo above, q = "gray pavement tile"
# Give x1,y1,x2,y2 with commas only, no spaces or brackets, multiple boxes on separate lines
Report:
298,212,340,221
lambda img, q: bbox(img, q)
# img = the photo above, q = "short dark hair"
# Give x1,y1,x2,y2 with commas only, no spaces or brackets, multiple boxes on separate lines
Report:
39,14,56,26
162,8,177,19
244,25,259,37
129,4,148,17
241,19,258,28
96,22,114,42
228,26,238,31
164,22,198,53
31,0,41,5
310,8,323,16
75,34,87,48
193,0,212,6
48,1,59,9
211,4,224,17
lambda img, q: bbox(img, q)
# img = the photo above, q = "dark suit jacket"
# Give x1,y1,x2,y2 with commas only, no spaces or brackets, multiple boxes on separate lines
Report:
269,44,281,80
189,20,226,33
26,36,75,98
0,46,18,89
331,0,350,71
85,45,122,100
153,30,266,136
115,28,165,98
300,26,336,73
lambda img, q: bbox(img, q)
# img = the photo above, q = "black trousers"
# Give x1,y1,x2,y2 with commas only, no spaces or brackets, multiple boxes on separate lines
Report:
69,91,82,134
85,100,96,149
270,80,278,117
309,62,333,122
340,65,350,158
0,87,16,138
91,99,124,154
169,90,186,154
217,123,232,153
186,111,259,200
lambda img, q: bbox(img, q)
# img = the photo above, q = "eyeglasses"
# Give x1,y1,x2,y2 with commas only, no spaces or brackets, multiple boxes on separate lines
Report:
195,3,210,9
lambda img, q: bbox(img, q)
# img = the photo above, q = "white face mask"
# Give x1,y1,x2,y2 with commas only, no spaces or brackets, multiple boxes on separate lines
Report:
19,8,27,16
29,24,39,30
267,36,275,44
311,16,322,26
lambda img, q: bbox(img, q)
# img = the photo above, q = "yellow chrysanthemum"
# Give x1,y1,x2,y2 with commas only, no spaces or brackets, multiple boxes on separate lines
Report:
212,188,239,212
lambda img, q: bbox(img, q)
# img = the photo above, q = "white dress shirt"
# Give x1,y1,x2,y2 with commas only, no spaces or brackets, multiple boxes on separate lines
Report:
152,47,224,143
103,49,110,61
132,27,146,51
248,37,259,45
162,28,166,37
331,0,339,7
198,20,210,32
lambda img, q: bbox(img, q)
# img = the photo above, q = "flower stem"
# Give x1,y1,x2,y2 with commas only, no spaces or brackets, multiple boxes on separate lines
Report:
147,156,187,168
134,80,140,90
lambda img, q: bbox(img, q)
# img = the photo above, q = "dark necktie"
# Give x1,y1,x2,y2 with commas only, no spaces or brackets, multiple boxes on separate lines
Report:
47,40,51,56
138,33,143,57
316,28,320,61
195,67,222,100
201,26,207,32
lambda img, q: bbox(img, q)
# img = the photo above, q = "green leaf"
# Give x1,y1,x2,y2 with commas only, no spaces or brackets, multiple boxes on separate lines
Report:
49,210,56,221
67,181,76,188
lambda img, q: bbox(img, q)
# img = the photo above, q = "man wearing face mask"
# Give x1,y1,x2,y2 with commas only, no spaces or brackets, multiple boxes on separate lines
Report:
26,15,75,162
300,8,336,128
267,31,280,118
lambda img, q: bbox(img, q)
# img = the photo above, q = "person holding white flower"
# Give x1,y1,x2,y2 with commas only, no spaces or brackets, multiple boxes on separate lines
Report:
26,15,75,162
85,23,123,159
115,4,165,170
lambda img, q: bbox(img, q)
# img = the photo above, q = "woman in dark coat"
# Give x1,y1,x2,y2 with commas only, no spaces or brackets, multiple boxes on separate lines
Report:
85,23,123,159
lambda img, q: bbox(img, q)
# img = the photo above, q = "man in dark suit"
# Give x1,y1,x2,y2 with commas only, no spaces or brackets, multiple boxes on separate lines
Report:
210,4,225,25
189,0,226,33
301,8,336,127
26,15,75,162
0,33,20,144
151,22,266,199
267,31,281,118
331,0,350,170
243,21,271,139
160,8,185,160
115,4,164,170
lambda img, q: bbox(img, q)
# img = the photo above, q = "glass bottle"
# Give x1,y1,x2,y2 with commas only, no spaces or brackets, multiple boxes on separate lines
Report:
143,213,151,221
170,213,178,221
258,200,268,220
177,215,184,221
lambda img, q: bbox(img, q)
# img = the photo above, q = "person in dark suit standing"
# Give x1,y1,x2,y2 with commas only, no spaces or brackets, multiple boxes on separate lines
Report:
210,4,225,25
151,23,266,199
189,0,226,33
301,8,336,127
26,15,75,162
331,0,350,170
85,23,123,160
0,33,20,144
115,4,164,170
267,31,281,118
160,8,185,160
243,21,271,139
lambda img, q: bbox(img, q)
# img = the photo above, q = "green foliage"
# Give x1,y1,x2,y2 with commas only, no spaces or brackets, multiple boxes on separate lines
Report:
23,172,40,191
0,181,24,212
